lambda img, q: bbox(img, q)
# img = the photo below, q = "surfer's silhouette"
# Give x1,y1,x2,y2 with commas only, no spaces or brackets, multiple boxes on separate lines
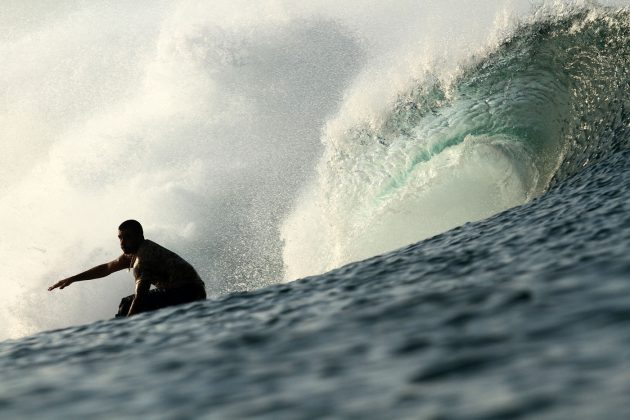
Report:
48,220,206,317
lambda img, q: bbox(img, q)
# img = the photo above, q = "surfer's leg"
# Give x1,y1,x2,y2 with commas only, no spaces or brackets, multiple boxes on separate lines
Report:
137,286,206,313
115,294,135,318
114,290,173,316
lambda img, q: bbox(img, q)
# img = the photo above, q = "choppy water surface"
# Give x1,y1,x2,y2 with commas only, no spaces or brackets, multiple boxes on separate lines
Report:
2,2,630,419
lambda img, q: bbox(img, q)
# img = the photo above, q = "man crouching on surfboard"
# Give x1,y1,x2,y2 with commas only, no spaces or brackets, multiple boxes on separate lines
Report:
48,220,206,317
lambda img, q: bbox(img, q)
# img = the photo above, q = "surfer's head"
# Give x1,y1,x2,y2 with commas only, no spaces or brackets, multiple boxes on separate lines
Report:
118,219,144,254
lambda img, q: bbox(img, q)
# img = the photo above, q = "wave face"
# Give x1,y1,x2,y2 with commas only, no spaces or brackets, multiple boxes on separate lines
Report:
282,5,630,279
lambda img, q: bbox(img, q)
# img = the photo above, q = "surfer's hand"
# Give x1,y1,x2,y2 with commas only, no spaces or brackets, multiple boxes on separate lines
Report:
48,278,74,291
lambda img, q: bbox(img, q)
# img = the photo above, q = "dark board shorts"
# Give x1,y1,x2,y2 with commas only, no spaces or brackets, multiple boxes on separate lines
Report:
116,285,206,317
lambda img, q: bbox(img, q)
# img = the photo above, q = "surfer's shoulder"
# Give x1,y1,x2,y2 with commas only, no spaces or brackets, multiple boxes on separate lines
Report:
135,239,162,260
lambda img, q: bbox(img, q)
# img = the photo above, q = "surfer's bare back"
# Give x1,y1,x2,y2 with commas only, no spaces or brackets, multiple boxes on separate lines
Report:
48,220,206,317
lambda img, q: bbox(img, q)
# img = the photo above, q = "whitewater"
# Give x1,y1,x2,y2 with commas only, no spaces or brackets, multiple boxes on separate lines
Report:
1,0,630,418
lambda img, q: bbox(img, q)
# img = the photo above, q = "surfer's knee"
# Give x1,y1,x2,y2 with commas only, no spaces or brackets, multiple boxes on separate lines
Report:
117,294,134,315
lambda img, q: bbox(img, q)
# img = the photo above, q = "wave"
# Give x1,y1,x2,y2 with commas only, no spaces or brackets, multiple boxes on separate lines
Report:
2,1,629,340
281,5,630,279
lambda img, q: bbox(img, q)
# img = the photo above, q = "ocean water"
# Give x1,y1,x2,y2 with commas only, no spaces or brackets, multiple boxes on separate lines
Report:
1,1,630,419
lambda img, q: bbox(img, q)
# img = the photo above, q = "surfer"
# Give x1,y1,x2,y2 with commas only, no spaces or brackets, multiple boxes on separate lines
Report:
48,220,206,317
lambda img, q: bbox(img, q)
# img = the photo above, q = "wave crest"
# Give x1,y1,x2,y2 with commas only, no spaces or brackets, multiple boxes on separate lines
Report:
282,5,630,279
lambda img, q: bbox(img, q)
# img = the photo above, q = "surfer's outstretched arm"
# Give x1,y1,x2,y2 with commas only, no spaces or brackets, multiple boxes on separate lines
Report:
47,255,131,291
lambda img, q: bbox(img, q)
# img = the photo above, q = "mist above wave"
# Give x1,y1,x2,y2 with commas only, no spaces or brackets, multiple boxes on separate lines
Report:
0,2,363,339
